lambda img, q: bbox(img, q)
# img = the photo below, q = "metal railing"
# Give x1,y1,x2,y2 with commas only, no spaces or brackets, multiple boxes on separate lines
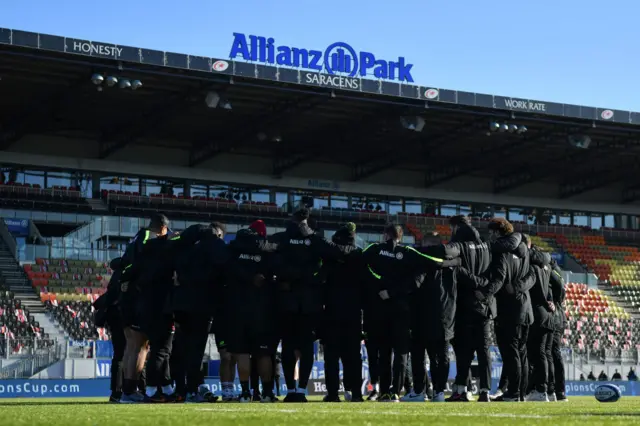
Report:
0,340,63,379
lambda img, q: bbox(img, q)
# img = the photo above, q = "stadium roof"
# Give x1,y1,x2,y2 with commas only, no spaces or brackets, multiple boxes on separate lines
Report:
1,28,640,204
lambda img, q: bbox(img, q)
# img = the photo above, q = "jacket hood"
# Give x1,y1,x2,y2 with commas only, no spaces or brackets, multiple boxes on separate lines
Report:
452,224,482,244
109,257,122,271
233,228,262,242
286,221,315,238
492,232,523,254
530,247,551,267
513,241,528,259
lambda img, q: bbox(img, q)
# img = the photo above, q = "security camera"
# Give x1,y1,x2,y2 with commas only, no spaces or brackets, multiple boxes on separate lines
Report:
91,74,104,85
131,80,143,90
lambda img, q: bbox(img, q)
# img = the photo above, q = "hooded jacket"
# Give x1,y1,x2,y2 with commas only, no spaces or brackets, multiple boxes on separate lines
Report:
362,240,460,315
233,221,358,314
225,228,279,318
172,224,230,315
529,247,554,330
118,228,181,313
549,259,566,331
322,225,365,327
412,245,456,341
441,229,522,320
457,234,535,325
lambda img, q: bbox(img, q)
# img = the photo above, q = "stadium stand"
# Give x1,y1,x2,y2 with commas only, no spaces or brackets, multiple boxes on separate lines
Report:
26,259,108,341
0,282,48,356
0,182,91,214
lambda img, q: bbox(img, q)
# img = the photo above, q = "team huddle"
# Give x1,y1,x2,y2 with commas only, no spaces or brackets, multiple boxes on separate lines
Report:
93,208,568,404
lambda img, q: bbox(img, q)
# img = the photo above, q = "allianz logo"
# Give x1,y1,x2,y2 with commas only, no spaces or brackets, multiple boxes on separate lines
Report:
290,239,312,246
380,250,403,260
239,254,261,262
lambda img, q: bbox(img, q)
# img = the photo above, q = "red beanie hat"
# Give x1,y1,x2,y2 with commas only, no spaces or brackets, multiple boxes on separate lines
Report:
249,220,267,237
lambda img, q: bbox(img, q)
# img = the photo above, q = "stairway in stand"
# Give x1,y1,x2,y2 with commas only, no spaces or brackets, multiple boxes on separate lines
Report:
0,240,44,314
86,198,109,214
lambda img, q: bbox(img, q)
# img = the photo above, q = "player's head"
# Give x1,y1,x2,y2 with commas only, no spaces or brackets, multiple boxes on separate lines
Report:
449,215,470,236
487,218,514,241
210,222,226,239
148,213,169,236
292,207,310,224
249,220,267,238
383,223,403,243
522,233,532,248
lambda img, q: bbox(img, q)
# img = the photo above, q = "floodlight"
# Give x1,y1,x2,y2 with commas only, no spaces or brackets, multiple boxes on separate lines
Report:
91,74,104,85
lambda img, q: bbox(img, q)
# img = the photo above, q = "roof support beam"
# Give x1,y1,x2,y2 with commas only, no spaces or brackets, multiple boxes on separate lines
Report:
622,185,640,203
270,111,395,177
493,165,547,193
559,158,640,198
189,95,328,167
0,81,84,149
98,91,198,159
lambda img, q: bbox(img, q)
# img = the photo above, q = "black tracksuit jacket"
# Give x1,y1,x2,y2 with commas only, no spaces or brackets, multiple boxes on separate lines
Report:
225,228,279,319
456,235,535,326
234,221,357,314
442,230,522,320
362,240,459,315
529,247,554,330
172,224,230,315
118,228,180,314
321,231,365,329
549,260,566,332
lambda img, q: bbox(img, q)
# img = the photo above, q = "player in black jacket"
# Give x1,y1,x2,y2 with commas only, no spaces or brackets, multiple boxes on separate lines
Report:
524,238,555,402
94,257,128,402
233,208,357,403
455,218,534,402
119,213,177,403
321,223,365,403
362,223,460,403
226,222,280,403
548,258,567,402
171,222,228,402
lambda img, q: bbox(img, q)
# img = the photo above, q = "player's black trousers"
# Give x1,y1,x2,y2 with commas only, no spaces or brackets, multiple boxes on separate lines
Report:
425,338,450,394
281,311,317,391
145,313,175,388
496,322,529,399
107,309,125,395
323,322,363,397
527,325,553,393
173,311,212,394
549,330,564,396
370,317,410,396
409,337,432,394
453,319,492,391
365,339,380,386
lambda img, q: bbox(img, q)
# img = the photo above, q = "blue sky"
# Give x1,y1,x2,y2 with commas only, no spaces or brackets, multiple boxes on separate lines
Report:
1,1,638,110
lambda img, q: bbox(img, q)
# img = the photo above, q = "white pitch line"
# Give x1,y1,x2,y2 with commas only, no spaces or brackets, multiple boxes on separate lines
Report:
195,407,551,419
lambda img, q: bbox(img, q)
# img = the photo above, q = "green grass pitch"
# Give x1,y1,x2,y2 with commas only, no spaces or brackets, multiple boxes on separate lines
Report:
0,396,638,425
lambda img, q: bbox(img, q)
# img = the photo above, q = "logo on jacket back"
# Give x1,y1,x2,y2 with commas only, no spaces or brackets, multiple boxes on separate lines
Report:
380,250,402,260
239,254,261,262
468,243,488,251
290,239,312,246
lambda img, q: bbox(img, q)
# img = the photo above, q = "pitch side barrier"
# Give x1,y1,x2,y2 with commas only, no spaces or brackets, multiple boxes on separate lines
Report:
0,379,636,398
0,28,638,125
